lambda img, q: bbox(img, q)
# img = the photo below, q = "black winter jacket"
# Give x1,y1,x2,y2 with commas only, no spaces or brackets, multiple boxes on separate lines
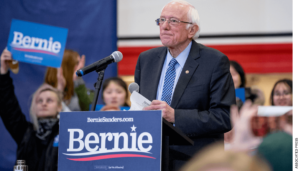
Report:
0,71,59,171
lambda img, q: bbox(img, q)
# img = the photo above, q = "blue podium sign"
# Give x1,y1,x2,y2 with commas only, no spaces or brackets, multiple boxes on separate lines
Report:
58,111,162,171
7,19,68,68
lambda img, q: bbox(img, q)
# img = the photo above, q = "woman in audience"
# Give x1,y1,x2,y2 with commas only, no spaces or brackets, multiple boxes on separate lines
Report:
229,60,265,106
1,49,62,171
230,60,246,89
270,79,292,106
225,61,247,144
45,49,93,111
100,77,129,110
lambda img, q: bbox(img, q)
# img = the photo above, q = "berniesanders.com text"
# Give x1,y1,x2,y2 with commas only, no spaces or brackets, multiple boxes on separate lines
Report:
87,117,134,123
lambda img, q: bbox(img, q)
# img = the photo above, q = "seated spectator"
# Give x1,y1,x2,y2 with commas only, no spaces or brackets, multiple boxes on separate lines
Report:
226,61,265,144
45,49,94,111
1,49,63,171
225,61,247,144
180,142,271,171
230,60,246,89
98,77,130,111
270,79,292,106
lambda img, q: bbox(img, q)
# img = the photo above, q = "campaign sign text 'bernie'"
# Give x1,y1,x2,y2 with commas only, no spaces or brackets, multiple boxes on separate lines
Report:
7,19,68,68
58,111,162,171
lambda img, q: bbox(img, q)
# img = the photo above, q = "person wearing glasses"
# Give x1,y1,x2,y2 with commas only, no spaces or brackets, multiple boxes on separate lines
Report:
134,0,235,170
270,79,292,106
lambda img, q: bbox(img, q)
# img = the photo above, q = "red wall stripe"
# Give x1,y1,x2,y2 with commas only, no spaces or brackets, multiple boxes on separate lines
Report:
118,43,292,75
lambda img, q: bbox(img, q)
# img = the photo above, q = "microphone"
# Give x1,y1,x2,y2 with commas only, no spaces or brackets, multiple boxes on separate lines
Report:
128,82,139,93
76,51,123,76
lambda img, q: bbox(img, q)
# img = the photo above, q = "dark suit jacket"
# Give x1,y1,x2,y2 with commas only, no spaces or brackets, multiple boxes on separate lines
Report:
134,40,235,171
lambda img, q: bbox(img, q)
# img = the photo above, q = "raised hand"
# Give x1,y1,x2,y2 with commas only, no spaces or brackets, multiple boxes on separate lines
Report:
56,67,66,92
0,48,12,74
230,100,261,152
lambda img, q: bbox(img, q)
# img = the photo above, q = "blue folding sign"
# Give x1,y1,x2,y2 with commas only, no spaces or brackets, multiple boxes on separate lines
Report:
58,111,162,171
7,19,68,68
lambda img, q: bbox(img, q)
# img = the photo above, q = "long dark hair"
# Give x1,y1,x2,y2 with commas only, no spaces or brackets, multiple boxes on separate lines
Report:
101,77,129,106
270,79,293,106
230,60,246,88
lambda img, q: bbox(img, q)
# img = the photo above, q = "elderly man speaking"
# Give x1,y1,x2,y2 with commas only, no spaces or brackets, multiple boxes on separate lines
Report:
134,0,236,170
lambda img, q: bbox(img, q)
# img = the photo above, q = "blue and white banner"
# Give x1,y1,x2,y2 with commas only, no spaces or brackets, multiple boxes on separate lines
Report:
58,111,162,171
7,19,68,68
0,1,117,170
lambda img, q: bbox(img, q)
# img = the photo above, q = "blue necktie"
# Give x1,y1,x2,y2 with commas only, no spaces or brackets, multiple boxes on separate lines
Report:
161,58,178,105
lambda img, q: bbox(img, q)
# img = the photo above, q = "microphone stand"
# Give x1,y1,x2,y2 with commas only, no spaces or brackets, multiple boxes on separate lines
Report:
91,65,107,111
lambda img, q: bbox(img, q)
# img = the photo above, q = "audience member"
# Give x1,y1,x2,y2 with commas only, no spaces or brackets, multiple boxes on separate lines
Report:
257,131,292,171
100,77,129,110
270,79,292,106
225,61,246,144
45,49,94,111
1,50,62,171
230,60,246,89
229,60,265,105
226,61,265,143
180,142,271,171
228,100,262,152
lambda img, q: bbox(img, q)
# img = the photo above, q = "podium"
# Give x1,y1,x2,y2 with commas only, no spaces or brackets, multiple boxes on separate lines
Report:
162,119,194,171
58,111,193,171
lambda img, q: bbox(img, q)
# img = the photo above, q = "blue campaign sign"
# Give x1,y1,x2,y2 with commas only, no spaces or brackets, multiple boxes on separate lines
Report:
235,87,246,103
58,111,162,171
6,19,68,68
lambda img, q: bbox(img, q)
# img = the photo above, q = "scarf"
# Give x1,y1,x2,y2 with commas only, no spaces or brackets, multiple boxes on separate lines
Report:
36,118,58,144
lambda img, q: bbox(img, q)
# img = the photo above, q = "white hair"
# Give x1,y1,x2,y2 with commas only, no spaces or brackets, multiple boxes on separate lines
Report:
162,0,201,39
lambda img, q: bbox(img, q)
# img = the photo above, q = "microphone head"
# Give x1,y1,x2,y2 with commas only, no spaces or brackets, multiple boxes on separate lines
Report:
76,70,84,77
111,51,123,62
128,82,139,93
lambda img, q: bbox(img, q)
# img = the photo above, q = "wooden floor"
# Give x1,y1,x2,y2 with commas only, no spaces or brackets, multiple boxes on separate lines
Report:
120,73,293,106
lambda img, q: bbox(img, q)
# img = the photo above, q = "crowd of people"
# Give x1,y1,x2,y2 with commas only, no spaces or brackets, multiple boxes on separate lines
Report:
0,48,131,170
0,0,293,171
1,51,292,171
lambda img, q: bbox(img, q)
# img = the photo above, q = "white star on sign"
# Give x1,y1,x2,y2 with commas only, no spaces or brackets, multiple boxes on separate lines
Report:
131,125,137,132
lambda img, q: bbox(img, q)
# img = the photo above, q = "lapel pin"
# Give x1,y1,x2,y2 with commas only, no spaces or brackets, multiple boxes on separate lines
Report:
186,70,189,74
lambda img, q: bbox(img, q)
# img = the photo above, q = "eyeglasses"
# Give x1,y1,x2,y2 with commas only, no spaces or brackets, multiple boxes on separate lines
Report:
155,17,193,26
274,91,291,97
